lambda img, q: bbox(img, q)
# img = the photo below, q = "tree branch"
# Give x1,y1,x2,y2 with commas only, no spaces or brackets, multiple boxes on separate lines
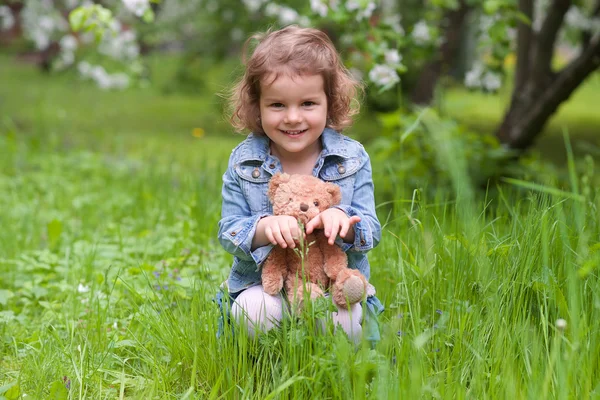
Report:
532,0,572,85
509,33,600,149
515,0,534,91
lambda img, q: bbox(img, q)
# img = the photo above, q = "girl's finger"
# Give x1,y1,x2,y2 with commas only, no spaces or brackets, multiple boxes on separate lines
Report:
265,226,276,245
323,214,333,237
272,227,287,248
305,216,321,234
327,217,339,245
280,224,296,248
339,220,350,239
349,216,361,226
289,219,300,242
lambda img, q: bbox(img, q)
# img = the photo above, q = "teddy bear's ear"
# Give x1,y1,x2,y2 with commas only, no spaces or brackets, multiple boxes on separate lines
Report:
268,173,290,199
326,182,342,205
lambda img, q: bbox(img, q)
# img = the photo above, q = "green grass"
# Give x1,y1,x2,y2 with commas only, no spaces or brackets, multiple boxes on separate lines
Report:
1,54,600,398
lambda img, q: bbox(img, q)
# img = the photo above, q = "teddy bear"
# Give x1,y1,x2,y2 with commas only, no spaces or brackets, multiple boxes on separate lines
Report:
261,172,368,309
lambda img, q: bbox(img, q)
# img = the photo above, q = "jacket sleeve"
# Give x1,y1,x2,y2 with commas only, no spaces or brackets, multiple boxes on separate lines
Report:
217,165,274,266
333,151,381,254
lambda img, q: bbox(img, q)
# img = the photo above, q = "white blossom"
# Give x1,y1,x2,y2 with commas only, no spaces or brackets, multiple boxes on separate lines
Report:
464,62,484,88
77,61,92,76
555,318,567,331
77,283,90,293
298,16,311,26
384,49,402,65
311,0,329,17
265,4,299,25
345,0,376,20
0,6,15,31
369,64,400,87
464,63,502,91
346,0,360,11
411,21,430,45
279,7,299,24
357,2,376,20
565,6,591,30
481,71,502,91
60,35,78,52
90,65,112,89
121,0,150,17
384,14,404,35
78,62,131,90
59,51,75,66
242,0,266,13
21,1,68,50
98,29,139,60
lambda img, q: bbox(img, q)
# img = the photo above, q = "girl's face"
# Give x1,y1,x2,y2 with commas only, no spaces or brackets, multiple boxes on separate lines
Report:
259,73,327,162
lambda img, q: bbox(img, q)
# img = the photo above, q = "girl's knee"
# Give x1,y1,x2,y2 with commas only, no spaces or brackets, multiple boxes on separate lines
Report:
231,285,283,336
331,303,363,342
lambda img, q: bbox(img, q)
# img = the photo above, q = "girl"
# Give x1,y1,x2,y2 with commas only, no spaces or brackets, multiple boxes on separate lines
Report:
217,25,383,344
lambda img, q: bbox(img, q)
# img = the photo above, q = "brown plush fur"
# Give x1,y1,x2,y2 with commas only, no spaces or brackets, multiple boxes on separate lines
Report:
261,173,367,309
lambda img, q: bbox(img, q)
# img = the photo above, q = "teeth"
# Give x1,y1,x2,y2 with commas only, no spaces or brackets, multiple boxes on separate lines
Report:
283,130,305,135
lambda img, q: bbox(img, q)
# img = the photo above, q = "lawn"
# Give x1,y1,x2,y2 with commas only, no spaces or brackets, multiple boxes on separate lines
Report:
1,54,599,399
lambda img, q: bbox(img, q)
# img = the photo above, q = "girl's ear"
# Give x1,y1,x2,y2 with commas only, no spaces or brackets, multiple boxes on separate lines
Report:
326,182,342,205
268,173,290,199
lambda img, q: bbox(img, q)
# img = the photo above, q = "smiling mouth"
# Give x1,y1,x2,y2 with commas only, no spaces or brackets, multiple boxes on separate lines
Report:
280,129,307,135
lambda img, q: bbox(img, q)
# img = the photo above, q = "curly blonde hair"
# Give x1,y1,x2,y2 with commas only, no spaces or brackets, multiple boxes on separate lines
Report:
229,25,362,134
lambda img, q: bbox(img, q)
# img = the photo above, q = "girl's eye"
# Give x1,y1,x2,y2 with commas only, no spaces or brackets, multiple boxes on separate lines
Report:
271,103,284,108
303,101,315,107
313,201,319,207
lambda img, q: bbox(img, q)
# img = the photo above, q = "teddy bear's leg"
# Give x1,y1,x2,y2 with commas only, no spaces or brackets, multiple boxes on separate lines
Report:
285,274,324,311
318,234,367,309
261,247,288,295
331,268,367,308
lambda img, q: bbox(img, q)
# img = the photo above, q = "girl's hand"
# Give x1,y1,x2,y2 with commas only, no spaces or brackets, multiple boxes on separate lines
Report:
305,208,361,245
257,215,302,249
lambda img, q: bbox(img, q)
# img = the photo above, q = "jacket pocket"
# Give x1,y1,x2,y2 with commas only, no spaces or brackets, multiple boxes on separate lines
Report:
235,163,272,213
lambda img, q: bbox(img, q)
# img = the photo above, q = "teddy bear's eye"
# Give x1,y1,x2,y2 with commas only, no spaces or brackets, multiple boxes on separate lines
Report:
289,197,293,202
313,201,319,207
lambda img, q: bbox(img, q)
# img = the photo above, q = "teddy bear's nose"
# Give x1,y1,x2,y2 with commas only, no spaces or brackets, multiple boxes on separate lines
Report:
300,203,309,212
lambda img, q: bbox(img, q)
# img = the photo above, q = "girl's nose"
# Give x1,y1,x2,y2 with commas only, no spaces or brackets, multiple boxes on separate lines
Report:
284,108,301,124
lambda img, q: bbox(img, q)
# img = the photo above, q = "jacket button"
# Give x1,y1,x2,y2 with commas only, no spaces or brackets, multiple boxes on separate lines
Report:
360,239,366,246
231,231,237,236
337,165,346,174
252,168,260,178
269,163,275,169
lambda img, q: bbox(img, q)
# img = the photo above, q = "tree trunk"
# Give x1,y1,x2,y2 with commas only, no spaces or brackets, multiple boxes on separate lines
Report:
497,33,600,150
410,1,471,104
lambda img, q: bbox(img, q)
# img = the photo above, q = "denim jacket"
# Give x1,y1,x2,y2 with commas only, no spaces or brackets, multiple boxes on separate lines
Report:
217,128,384,339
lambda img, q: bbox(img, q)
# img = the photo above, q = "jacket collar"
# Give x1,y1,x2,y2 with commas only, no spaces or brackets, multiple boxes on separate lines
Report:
236,128,355,163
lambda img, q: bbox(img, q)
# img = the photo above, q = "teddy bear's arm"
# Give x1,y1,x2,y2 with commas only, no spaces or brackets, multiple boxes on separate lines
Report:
261,246,288,295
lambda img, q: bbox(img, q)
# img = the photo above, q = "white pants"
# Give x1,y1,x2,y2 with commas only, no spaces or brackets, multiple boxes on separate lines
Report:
231,285,363,343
